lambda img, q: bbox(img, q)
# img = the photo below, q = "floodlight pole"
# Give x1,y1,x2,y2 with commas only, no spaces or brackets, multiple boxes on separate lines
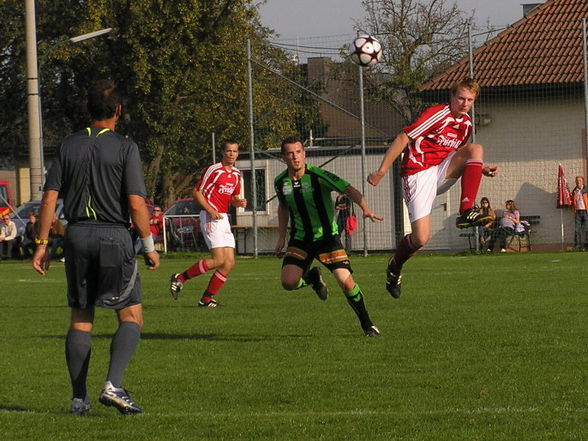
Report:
467,21,480,252
583,19,588,165
211,131,216,163
25,0,42,200
25,1,111,200
359,65,368,257
247,39,258,257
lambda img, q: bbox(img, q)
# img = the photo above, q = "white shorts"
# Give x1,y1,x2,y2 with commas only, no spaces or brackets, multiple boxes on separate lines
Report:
200,210,235,249
402,152,458,223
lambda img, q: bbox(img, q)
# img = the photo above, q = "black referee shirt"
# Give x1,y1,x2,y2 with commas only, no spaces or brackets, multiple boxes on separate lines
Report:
44,127,147,225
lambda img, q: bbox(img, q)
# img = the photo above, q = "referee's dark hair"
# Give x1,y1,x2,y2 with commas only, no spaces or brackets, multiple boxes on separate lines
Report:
87,79,123,121
280,135,303,153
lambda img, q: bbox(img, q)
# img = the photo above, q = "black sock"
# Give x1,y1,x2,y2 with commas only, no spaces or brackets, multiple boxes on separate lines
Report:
65,329,92,399
345,284,372,328
106,321,141,388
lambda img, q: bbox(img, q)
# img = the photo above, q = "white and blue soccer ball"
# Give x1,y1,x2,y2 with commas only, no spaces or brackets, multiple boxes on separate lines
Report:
350,35,383,67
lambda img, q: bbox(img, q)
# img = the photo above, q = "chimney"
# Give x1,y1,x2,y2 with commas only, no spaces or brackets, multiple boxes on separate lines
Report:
522,3,542,17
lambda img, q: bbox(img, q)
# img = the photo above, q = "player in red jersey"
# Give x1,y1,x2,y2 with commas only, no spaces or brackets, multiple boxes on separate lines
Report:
169,140,247,307
367,78,499,298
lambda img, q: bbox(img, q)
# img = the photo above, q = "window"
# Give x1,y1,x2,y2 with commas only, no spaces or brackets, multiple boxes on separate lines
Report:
241,168,266,212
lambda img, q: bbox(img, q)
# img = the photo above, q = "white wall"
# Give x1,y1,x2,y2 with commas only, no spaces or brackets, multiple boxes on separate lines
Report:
236,146,397,253
236,92,586,254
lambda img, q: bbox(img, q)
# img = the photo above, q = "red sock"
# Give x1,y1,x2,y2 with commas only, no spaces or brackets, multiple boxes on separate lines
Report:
389,234,421,273
183,260,209,281
460,160,483,213
206,270,227,295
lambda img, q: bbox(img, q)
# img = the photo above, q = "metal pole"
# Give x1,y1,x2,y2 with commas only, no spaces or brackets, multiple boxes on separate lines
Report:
468,20,476,144
162,215,168,253
25,0,43,200
359,65,368,257
467,20,480,252
560,207,564,250
211,131,216,163
583,19,588,161
247,39,258,257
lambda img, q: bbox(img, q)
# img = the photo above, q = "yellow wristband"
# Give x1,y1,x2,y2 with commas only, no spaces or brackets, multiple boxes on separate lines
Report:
35,239,49,245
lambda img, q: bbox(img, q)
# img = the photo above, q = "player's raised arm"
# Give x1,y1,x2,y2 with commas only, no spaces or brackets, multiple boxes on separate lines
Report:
344,185,383,222
367,132,409,186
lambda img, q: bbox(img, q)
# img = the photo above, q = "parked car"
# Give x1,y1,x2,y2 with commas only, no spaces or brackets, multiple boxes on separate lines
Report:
10,199,66,240
163,198,204,250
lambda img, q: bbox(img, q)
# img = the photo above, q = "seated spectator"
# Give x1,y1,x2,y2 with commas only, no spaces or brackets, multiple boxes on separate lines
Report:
497,200,521,252
477,197,496,251
21,213,38,258
44,213,65,258
149,206,164,242
0,214,18,259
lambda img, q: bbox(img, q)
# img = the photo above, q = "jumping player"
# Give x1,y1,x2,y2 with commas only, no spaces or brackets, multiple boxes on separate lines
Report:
169,140,247,307
367,78,499,298
274,136,383,337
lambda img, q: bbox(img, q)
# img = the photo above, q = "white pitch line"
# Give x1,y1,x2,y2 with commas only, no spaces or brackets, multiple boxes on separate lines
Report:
18,279,60,283
0,406,585,417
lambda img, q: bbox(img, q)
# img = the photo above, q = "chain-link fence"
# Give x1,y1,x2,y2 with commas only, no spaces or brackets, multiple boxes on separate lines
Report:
234,35,404,256
420,12,588,252
168,5,588,255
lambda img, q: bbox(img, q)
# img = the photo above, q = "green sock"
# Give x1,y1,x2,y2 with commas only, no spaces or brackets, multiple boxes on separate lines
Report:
296,279,308,289
345,283,362,301
345,284,371,325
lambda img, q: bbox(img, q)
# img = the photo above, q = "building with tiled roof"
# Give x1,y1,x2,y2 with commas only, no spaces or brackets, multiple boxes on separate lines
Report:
410,0,588,251
423,0,588,90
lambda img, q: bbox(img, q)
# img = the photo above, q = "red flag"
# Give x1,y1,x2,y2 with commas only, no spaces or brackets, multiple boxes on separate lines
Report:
557,164,572,208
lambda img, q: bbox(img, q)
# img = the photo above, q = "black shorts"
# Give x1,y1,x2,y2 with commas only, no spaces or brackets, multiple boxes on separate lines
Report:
64,223,142,310
282,236,352,274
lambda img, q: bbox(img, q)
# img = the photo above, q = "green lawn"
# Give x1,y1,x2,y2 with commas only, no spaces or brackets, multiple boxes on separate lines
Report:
0,251,586,440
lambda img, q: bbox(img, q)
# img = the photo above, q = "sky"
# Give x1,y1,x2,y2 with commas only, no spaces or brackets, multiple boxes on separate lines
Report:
258,0,530,40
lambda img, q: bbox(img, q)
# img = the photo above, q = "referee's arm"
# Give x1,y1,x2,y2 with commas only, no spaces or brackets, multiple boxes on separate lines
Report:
128,194,160,269
32,189,59,275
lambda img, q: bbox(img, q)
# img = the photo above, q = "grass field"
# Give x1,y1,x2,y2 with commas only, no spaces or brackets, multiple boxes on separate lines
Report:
0,251,586,440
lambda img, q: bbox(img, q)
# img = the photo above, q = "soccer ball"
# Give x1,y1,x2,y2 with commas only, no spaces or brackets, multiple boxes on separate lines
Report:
350,35,382,67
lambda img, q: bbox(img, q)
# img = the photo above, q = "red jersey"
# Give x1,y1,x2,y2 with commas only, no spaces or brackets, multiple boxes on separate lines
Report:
149,214,164,236
401,104,473,176
195,163,242,213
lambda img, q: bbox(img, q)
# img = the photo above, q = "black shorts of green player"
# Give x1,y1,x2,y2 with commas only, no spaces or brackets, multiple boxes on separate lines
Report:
282,236,353,275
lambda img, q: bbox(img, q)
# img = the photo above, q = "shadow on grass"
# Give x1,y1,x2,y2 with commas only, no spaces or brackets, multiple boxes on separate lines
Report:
40,333,312,342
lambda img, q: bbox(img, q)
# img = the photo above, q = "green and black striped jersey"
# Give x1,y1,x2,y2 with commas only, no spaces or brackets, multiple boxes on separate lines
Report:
274,164,350,242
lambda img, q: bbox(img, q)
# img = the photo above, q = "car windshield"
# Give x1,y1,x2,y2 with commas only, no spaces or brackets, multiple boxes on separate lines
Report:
13,202,41,218
166,200,200,216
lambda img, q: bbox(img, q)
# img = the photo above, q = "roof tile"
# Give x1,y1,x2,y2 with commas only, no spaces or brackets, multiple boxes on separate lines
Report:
422,0,588,90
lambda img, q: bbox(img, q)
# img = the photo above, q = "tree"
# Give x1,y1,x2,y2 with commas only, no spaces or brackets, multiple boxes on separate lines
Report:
357,0,473,124
1,0,322,207
80,0,268,206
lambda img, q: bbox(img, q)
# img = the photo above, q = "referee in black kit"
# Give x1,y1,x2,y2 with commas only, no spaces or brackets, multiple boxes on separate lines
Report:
33,80,159,416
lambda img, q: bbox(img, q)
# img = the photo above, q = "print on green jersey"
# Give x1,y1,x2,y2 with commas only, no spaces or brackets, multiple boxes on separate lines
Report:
274,164,350,242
